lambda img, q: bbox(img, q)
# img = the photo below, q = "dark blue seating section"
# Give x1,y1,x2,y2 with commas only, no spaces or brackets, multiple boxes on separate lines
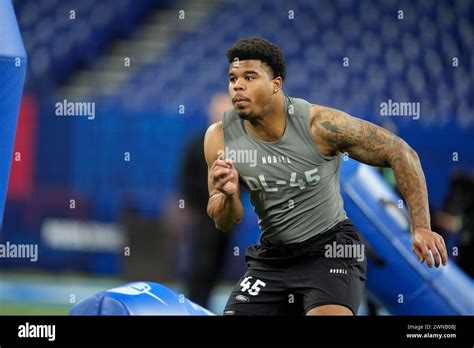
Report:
117,0,472,129
14,0,154,90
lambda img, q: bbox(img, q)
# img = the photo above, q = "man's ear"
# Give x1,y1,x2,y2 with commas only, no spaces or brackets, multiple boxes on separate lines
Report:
272,77,283,92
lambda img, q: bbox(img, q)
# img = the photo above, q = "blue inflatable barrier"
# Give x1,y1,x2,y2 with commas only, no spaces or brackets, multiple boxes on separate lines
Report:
70,282,214,315
340,159,473,315
0,0,27,229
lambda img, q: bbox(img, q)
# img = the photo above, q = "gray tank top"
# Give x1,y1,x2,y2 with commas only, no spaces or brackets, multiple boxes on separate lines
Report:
222,96,347,244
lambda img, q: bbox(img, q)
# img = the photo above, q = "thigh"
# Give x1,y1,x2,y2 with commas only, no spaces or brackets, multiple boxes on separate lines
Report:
223,246,301,316
293,226,368,315
297,255,367,315
223,272,288,315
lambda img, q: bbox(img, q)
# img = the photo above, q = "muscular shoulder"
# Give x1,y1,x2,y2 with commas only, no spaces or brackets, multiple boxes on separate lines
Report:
204,121,224,166
205,121,223,138
310,103,345,120
309,104,351,156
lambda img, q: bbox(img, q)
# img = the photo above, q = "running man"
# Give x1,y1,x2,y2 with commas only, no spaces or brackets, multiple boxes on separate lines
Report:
204,37,448,316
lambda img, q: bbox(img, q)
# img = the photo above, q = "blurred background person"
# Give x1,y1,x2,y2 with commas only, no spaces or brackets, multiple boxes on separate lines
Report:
180,93,234,308
432,171,474,277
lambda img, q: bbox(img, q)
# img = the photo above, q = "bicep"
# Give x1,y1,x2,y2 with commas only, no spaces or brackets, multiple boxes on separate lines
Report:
204,121,241,198
204,124,221,196
312,105,401,167
344,118,398,167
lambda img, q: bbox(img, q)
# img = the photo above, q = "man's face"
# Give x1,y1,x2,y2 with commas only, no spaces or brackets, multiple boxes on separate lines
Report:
228,59,276,120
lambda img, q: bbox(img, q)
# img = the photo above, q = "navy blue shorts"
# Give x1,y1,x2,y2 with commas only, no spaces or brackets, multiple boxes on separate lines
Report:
223,219,367,315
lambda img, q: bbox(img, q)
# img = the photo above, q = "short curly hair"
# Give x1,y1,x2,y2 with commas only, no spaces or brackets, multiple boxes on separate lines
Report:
226,37,286,81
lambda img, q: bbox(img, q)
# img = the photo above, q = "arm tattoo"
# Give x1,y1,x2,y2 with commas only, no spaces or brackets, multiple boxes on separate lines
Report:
321,121,341,134
313,105,431,231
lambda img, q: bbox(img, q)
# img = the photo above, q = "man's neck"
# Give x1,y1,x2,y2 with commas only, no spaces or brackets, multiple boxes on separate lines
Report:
245,94,286,142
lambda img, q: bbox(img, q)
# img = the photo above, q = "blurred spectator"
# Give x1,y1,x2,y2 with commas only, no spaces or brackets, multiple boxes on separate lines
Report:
432,171,474,277
180,92,233,307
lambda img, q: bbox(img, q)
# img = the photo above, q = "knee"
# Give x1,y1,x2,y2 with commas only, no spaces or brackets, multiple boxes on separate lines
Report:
306,304,354,316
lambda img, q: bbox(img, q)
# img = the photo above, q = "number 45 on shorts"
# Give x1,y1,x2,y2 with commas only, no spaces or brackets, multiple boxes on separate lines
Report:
240,276,266,296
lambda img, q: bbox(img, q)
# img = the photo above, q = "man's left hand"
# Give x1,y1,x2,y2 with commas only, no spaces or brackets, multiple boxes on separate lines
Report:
412,228,448,268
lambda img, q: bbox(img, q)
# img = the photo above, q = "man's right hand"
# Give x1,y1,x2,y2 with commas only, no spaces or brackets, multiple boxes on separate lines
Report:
210,158,239,196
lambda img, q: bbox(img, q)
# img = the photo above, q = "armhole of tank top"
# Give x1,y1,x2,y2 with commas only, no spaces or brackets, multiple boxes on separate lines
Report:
335,154,342,174
222,111,229,146
221,110,228,129
302,103,338,162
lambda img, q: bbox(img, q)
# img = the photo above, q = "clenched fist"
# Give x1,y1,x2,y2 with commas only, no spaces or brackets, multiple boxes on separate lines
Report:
210,156,239,196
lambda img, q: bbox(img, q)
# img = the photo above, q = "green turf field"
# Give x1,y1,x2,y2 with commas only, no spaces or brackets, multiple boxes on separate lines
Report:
0,271,232,315
0,303,71,315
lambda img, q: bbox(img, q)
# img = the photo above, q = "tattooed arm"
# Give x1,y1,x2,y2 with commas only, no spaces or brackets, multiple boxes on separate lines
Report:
310,104,448,268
